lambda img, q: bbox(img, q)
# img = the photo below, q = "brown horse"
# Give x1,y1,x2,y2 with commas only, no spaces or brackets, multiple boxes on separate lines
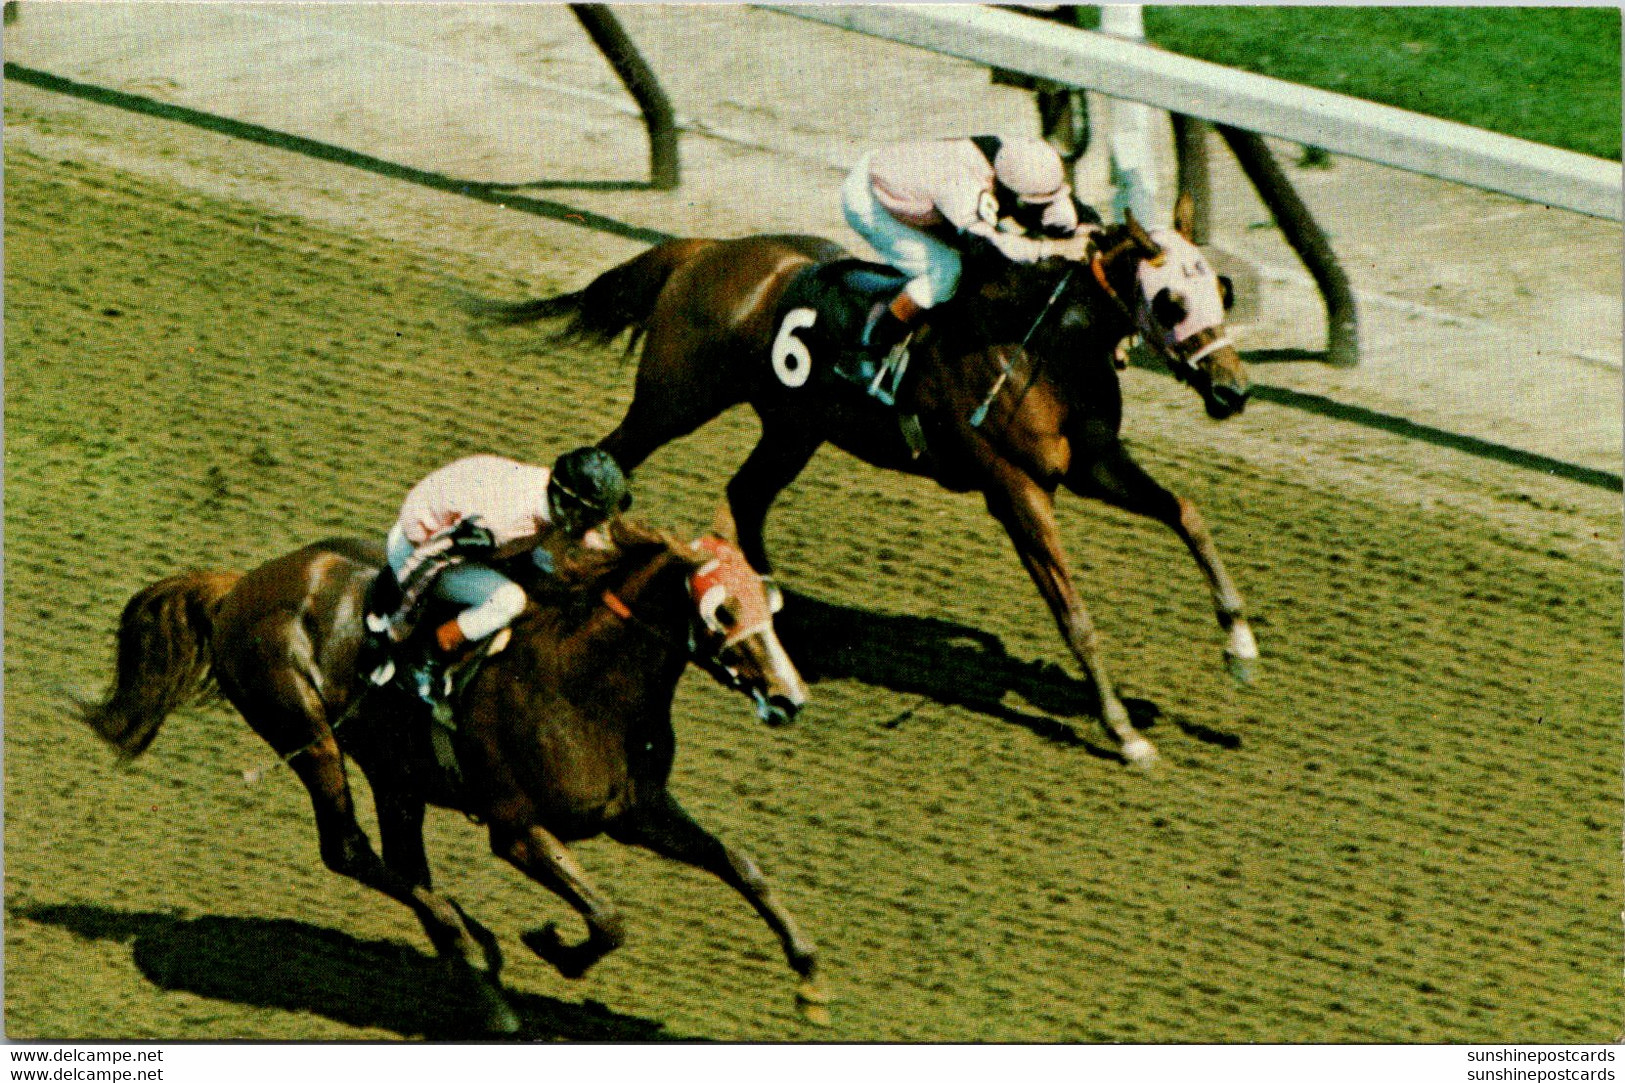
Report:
81,522,828,1032
483,199,1257,768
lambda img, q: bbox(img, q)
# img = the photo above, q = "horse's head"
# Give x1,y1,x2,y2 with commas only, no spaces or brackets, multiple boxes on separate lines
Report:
518,521,807,727
1100,199,1251,419
684,534,808,727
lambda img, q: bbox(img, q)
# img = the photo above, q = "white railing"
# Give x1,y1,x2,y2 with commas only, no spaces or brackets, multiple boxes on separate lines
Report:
762,4,1622,221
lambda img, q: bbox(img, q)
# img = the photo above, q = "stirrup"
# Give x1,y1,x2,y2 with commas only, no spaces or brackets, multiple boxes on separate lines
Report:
412,662,448,706
833,350,877,385
867,341,911,407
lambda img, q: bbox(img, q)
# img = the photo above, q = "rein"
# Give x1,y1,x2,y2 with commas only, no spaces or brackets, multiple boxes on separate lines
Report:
1089,250,1134,323
969,265,1075,429
599,586,688,653
601,583,754,699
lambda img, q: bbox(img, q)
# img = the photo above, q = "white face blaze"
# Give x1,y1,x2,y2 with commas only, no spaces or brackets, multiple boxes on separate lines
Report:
1135,229,1231,364
687,537,809,716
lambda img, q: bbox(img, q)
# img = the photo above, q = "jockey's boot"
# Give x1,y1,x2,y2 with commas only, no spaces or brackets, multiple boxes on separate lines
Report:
408,618,472,709
861,291,926,406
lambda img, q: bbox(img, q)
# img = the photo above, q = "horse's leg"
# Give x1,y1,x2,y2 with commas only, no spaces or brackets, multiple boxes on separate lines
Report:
722,421,822,577
609,791,829,1025
365,777,520,1032
270,730,517,1032
599,336,741,472
237,653,519,1032
1066,443,1258,682
490,821,626,979
981,464,1159,768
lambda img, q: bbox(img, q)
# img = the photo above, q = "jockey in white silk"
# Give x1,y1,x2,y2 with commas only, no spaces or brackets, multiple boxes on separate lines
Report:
841,135,1093,367
380,448,629,697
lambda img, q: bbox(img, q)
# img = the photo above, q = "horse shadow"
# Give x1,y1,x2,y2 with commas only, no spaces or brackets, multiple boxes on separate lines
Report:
11,901,678,1041
774,590,1241,757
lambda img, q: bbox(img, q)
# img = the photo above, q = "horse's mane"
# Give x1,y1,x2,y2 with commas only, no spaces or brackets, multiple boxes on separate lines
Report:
510,516,704,623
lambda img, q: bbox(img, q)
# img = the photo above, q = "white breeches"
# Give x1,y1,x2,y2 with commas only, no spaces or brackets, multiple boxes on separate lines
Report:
841,153,961,309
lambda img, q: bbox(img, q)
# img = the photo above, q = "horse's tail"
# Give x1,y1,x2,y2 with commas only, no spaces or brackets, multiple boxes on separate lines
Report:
465,237,713,350
81,570,241,760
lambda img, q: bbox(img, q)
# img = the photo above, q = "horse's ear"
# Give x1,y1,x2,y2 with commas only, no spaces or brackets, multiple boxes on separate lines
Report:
1173,192,1197,242
1123,209,1163,264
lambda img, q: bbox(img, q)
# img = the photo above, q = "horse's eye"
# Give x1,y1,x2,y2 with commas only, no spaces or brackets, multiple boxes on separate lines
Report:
1152,289,1186,329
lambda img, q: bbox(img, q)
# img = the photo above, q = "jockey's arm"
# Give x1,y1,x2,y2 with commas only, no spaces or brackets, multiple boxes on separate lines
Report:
494,521,613,566
961,217,1085,263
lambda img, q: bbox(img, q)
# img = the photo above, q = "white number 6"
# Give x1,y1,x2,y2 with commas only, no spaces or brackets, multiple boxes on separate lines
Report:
771,307,817,388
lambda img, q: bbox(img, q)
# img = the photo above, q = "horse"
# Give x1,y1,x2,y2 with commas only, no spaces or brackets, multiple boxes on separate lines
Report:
479,196,1257,769
80,521,829,1032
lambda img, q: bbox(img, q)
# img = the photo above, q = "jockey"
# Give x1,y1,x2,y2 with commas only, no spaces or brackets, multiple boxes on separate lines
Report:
370,447,631,702
841,135,1099,388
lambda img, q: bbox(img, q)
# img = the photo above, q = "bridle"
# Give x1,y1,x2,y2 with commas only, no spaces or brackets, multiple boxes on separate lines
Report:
597,552,779,718
1086,231,1146,326
1090,229,1234,373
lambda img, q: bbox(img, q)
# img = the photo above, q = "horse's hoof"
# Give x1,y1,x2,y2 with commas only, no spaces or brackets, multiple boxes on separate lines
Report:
446,958,521,1036
1224,649,1257,685
523,924,599,979
1224,623,1259,685
1121,736,1161,772
522,924,570,969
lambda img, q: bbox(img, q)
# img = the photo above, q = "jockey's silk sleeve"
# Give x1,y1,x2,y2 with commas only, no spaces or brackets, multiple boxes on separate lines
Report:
398,454,554,549
962,217,1051,263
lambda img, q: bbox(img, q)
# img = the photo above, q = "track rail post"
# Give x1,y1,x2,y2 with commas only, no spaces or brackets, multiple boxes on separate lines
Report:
570,4,679,190
1170,113,1212,244
1218,125,1359,367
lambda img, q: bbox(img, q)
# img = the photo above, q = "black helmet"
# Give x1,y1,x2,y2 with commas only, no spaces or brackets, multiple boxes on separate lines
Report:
548,447,631,535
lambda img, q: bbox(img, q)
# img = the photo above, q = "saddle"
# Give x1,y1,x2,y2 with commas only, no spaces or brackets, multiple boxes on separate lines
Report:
356,549,511,792
771,259,910,392
767,259,929,455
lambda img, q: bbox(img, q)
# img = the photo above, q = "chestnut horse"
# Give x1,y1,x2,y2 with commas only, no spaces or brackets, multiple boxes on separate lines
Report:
81,523,827,1032
482,200,1257,768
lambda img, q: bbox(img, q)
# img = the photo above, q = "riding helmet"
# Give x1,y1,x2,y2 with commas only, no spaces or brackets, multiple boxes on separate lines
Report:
992,137,1069,203
548,447,632,530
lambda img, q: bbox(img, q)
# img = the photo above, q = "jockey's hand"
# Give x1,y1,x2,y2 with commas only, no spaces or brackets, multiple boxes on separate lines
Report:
445,516,497,556
1041,233,1094,263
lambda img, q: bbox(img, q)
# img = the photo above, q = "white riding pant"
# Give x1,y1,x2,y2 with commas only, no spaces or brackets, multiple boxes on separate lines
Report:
841,153,961,309
386,524,526,643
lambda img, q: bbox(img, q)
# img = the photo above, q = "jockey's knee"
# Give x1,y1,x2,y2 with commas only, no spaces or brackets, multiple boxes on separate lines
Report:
917,258,960,308
458,582,526,642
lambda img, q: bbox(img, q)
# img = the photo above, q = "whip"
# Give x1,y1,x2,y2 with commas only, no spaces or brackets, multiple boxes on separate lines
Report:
969,265,1074,429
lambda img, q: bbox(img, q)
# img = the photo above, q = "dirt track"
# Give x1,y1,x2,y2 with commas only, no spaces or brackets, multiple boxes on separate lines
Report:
4,3,1621,1042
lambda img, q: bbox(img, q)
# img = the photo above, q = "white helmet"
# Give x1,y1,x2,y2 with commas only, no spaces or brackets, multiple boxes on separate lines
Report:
993,137,1068,203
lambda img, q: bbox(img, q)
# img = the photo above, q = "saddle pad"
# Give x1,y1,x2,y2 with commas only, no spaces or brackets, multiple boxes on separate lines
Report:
767,259,910,392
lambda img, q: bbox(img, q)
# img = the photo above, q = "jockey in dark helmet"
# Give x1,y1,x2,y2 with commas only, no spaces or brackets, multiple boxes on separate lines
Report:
367,447,631,703
840,134,1101,398
546,446,633,539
